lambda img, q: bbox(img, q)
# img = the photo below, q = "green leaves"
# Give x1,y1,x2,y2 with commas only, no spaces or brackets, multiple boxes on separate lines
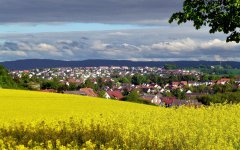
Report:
169,0,240,43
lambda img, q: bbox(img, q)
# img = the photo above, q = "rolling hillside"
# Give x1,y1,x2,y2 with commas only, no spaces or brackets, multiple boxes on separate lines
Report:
0,89,240,149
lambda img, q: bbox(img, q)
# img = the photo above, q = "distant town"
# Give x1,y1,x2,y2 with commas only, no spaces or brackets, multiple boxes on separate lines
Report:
8,64,240,107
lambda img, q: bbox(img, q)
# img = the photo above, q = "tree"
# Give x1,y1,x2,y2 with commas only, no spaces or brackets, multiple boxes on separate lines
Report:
41,80,59,90
125,90,140,102
68,83,78,91
131,74,146,85
124,90,153,105
0,65,18,88
98,90,106,98
169,0,240,43
164,64,178,70
172,89,186,99
83,78,95,89
119,77,130,83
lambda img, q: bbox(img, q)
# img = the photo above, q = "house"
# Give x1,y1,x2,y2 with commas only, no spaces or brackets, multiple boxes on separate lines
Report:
79,88,98,97
180,81,188,86
142,87,151,93
216,78,230,85
141,94,162,105
186,90,192,94
236,76,240,83
188,81,199,87
107,90,124,100
160,97,177,107
103,92,111,99
172,82,180,88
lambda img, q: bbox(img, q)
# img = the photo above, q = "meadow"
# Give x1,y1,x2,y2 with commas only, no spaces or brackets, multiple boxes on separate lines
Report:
0,89,240,149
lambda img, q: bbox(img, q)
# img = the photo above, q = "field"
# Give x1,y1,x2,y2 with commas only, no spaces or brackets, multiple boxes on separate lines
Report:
0,89,240,149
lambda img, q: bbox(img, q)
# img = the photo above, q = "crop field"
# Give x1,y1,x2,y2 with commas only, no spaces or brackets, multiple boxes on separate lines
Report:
0,89,240,149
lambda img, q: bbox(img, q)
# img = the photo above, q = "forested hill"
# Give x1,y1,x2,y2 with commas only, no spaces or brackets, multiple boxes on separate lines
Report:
1,59,240,70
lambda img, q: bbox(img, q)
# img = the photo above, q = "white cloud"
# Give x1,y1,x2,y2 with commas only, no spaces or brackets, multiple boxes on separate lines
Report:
0,30,240,62
18,42,60,55
122,43,141,51
109,32,130,36
35,43,58,52
0,50,27,56
91,40,110,50
151,38,197,51
151,38,240,52
200,39,239,49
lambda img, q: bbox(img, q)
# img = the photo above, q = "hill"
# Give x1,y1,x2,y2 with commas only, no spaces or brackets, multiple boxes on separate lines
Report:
1,59,240,70
0,89,240,149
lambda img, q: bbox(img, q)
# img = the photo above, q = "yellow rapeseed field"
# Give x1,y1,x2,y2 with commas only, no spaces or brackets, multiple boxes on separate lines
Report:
0,89,240,149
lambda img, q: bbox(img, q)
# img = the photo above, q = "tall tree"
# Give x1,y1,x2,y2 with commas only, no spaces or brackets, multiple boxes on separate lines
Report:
169,0,240,43
0,65,18,88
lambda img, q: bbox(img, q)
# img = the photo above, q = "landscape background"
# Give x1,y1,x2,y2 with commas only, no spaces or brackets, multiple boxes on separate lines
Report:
1,59,240,70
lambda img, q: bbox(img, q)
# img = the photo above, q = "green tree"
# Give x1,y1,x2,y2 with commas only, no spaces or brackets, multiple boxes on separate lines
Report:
169,0,240,42
125,90,140,102
84,78,95,88
0,65,18,88
119,77,130,83
164,64,178,70
41,80,59,90
172,89,186,99
98,90,106,98
131,74,146,85
68,83,78,91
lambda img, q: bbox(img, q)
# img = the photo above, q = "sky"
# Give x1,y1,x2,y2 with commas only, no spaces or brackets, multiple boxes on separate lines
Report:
0,0,239,62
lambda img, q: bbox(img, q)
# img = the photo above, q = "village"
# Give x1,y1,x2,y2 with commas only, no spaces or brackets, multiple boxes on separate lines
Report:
10,66,240,107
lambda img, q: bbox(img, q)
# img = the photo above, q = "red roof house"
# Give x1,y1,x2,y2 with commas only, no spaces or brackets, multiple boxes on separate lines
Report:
79,88,98,97
107,90,124,100
216,78,230,85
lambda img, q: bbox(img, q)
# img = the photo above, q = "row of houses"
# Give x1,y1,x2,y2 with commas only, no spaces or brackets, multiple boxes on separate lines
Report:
11,66,202,83
55,88,202,107
171,78,231,89
42,76,237,106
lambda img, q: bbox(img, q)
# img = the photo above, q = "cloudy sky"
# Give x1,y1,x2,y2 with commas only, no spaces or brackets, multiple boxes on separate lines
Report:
0,0,239,62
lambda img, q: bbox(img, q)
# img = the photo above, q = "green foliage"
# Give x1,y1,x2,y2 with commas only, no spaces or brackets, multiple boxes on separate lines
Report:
57,84,68,93
131,74,146,85
0,65,18,88
124,90,152,105
164,64,178,70
169,0,240,42
197,92,240,105
68,83,78,91
165,91,174,97
118,77,130,83
172,89,186,99
41,80,60,90
124,90,140,102
98,90,106,98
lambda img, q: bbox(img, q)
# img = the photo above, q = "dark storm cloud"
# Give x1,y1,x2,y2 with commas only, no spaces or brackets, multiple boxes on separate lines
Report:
0,0,182,23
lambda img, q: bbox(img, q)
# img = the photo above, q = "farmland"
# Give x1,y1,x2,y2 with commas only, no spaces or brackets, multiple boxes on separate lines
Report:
0,89,240,149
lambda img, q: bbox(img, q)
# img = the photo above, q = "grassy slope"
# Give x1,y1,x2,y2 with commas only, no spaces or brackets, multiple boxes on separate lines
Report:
0,89,240,149
0,89,156,122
